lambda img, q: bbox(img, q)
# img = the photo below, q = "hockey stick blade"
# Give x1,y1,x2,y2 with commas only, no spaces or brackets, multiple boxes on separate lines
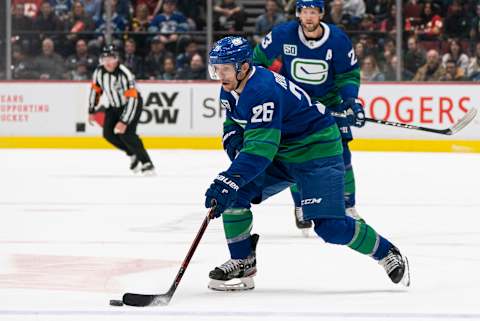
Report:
447,107,477,135
121,209,213,307
122,291,171,307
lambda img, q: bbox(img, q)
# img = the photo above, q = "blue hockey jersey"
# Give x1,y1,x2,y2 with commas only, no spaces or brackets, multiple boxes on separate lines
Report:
253,20,360,108
221,66,342,186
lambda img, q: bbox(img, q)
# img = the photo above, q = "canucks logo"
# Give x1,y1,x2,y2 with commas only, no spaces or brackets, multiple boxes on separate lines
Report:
291,58,329,85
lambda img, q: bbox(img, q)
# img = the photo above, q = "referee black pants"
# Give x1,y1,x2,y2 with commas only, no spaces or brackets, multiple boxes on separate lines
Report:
103,98,152,164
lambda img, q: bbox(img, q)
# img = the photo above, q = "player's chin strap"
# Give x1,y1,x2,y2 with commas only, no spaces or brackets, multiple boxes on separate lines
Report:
234,63,251,91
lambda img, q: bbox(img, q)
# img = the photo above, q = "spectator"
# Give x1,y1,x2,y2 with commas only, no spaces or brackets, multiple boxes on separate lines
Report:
440,59,466,81
12,3,33,31
365,0,390,22
12,3,33,52
360,55,385,81
415,1,443,40
467,42,480,80
469,4,480,41
148,0,189,52
12,0,43,18
66,1,95,34
253,0,286,44
441,39,469,73
81,0,101,22
123,38,144,78
134,0,160,16
342,0,366,25
404,36,426,76
443,0,470,39
324,0,350,29
404,0,422,21
33,1,64,33
379,4,397,34
68,60,90,80
65,38,97,74
176,40,199,70
31,37,66,79
160,56,177,80
214,0,246,32
384,55,415,81
11,45,35,79
49,0,73,21
413,49,446,81
95,0,128,33
130,3,151,56
359,13,376,32
354,41,367,65
144,36,172,79
176,53,206,80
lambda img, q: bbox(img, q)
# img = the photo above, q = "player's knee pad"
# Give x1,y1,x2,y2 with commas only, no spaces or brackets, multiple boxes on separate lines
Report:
313,217,355,245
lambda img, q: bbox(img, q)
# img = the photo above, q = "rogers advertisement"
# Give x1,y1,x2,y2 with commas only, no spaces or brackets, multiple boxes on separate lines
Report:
0,82,479,140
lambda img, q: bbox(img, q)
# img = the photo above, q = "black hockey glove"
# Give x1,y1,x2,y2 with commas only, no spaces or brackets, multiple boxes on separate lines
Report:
205,172,240,218
343,98,366,128
222,129,243,161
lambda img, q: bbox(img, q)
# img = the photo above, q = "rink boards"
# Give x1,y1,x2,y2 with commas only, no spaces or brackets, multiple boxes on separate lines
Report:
1,81,479,152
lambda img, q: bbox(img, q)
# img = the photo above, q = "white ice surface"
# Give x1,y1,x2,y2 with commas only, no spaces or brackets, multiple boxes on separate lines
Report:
1,149,480,321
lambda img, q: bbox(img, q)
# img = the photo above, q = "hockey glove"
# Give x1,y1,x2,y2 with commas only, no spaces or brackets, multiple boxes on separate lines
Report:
343,98,366,128
205,172,240,218
222,129,243,161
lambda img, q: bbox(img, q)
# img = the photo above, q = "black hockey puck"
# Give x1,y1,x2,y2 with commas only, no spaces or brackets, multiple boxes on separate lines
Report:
109,299,124,306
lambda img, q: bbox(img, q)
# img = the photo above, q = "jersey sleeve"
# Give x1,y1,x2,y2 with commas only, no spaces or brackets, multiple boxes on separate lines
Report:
333,31,361,100
119,65,139,124
252,25,284,68
88,68,103,113
225,88,282,186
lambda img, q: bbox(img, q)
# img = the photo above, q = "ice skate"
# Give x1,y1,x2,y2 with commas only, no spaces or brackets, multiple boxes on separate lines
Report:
345,207,365,223
379,245,410,287
294,207,312,237
208,234,259,291
141,162,156,176
130,155,141,173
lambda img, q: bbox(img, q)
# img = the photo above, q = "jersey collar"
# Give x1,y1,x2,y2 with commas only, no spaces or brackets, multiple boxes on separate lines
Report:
297,22,330,49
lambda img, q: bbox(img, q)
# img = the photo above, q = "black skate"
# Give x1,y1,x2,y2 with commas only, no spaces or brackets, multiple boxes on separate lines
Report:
379,245,410,287
208,234,259,291
130,155,141,173
141,162,156,176
294,207,312,237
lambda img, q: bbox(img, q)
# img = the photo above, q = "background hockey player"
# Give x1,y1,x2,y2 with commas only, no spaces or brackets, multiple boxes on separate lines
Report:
88,44,155,175
251,0,365,233
204,36,409,291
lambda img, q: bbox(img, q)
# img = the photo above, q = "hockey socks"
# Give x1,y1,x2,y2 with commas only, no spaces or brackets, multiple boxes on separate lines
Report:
222,208,253,259
289,184,302,207
313,217,391,260
344,167,356,208
347,218,391,260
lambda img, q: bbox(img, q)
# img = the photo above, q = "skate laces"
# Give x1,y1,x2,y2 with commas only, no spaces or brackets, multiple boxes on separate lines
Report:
218,259,243,273
380,249,402,274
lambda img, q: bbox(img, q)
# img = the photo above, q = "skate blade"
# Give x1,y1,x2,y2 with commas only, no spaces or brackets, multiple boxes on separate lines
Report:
300,228,310,238
131,163,142,174
141,169,157,177
208,277,255,291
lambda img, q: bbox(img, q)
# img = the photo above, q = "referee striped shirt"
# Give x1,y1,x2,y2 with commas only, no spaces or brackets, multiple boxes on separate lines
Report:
89,64,139,124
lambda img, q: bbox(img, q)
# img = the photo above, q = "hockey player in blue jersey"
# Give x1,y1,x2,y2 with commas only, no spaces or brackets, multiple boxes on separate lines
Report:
251,0,365,234
204,36,409,291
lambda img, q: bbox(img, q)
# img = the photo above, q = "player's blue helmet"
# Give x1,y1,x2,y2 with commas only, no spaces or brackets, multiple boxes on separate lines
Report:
296,0,325,15
208,36,252,79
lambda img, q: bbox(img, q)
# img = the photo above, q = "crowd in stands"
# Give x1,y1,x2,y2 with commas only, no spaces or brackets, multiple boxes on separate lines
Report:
7,0,480,81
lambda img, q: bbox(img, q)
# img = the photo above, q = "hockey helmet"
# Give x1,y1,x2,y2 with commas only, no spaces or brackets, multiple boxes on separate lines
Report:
296,0,325,16
100,44,120,59
208,36,252,79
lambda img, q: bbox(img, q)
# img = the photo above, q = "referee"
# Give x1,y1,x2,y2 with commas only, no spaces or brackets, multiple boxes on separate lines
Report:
88,44,155,175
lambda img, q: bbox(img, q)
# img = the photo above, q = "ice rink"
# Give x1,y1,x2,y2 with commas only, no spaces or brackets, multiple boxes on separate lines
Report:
1,149,480,321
